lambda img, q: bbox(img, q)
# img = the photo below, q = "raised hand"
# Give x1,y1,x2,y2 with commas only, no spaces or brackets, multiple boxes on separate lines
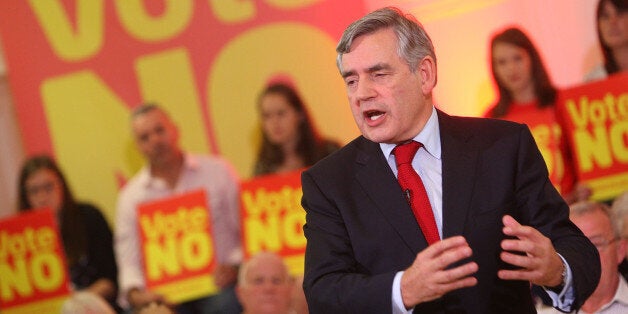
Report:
401,236,478,308
498,215,564,287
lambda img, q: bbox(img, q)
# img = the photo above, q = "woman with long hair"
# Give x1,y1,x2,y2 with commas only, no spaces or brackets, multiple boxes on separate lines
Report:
585,0,628,81
18,155,120,312
253,83,340,176
485,27,588,204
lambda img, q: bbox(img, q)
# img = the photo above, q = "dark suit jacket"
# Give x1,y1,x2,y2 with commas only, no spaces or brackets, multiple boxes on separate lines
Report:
301,110,600,313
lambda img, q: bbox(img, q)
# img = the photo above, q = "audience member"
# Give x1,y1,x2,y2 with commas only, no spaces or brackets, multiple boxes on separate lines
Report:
485,26,588,204
585,0,628,81
236,252,293,314
253,82,340,176
612,191,628,278
538,201,628,313
301,7,600,313
18,155,120,312
114,104,242,314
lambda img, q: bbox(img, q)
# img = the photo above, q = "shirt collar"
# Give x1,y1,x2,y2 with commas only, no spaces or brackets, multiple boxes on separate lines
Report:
380,106,441,160
138,153,199,188
612,274,628,307
586,275,628,314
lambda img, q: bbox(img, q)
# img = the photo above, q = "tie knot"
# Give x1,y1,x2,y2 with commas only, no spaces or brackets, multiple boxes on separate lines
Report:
393,141,422,166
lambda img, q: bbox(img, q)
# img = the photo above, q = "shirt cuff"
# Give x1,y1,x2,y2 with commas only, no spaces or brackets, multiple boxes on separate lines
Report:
542,254,575,312
392,271,413,314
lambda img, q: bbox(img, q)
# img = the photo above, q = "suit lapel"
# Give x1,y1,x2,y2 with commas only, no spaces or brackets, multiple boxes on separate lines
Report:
354,137,427,253
438,110,479,238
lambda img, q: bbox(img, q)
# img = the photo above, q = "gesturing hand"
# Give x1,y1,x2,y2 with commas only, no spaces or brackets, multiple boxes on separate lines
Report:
498,215,564,287
401,236,478,309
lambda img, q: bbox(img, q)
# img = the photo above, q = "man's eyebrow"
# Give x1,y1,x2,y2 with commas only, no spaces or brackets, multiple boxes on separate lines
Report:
341,63,391,79
367,63,391,73
341,69,356,79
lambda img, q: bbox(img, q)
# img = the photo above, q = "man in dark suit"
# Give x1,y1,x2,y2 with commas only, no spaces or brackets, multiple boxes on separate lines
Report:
301,7,600,313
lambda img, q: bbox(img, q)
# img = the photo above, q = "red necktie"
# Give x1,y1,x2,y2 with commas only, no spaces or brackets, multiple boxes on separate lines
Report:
393,141,440,244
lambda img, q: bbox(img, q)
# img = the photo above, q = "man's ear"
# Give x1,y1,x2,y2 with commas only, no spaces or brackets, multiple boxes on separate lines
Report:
417,56,436,95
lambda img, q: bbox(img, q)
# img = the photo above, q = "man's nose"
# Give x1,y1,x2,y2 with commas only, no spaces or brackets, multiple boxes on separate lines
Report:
355,78,376,101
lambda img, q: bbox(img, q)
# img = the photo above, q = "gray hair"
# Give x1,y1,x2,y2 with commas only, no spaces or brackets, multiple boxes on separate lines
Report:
612,191,628,238
336,7,437,81
570,201,621,238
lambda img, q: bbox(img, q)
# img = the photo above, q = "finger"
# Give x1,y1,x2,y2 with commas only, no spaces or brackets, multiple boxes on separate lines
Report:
434,262,479,284
425,236,468,258
502,216,539,240
501,238,537,256
502,215,520,228
502,215,523,238
500,251,538,269
436,275,478,294
433,245,474,269
497,268,540,281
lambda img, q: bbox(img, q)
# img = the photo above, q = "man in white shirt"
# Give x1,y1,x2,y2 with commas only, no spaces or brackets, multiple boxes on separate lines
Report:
539,201,628,313
115,104,242,314
235,252,294,314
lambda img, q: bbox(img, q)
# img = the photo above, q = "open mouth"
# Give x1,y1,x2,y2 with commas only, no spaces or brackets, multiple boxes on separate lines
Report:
365,110,385,121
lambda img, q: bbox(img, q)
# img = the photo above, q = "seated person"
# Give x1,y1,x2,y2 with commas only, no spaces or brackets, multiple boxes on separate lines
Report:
18,155,120,312
236,252,294,314
538,201,628,313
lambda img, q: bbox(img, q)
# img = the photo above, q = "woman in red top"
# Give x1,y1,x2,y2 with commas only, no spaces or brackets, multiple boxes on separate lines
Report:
485,27,589,204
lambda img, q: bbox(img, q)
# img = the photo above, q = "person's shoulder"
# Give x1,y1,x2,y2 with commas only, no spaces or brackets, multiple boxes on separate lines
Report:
316,138,342,159
306,136,370,175
190,153,229,165
119,166,149,195
75,202,109,223
440,110,524,130
76,202,100,212
439,111,529,143
481,104,497,118
321,138,342,150
188,153,232,170
189,153,239,179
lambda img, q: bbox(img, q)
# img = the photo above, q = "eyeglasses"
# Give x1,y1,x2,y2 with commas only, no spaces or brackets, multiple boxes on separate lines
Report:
588,236,618,250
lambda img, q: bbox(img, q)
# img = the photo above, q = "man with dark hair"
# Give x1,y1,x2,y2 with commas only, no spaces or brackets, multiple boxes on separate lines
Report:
115,104,242,314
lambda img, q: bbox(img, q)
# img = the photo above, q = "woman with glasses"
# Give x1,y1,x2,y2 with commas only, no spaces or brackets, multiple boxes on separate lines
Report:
17,155,121,313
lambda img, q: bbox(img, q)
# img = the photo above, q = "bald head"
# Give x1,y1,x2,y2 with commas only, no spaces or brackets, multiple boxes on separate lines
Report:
236,252,293,314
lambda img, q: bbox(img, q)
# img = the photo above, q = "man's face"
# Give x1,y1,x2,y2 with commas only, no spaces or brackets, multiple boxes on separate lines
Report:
236,257,292,314
132,109,180,166
571,209,626,299
340,28,434,144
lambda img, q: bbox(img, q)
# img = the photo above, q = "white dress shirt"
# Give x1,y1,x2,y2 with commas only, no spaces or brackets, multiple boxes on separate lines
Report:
114,153,242,306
